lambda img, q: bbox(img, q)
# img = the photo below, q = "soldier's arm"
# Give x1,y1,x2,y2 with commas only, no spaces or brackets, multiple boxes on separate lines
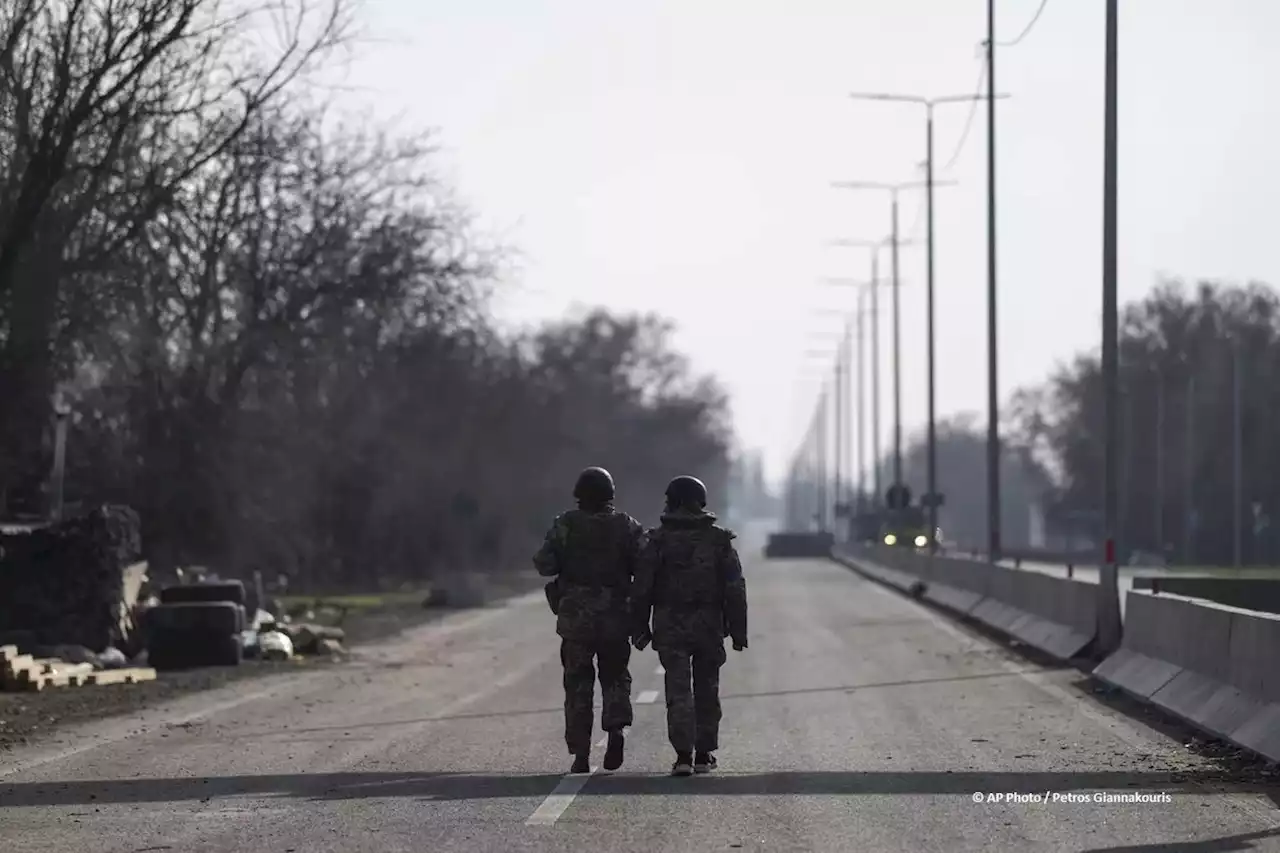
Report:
630,533,658,635
720,532,748,646
533,515,567,577
626,517,647,579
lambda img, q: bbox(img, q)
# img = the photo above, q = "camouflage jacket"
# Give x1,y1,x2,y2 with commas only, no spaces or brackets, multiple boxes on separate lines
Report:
533,505,645,643
630,508,748,652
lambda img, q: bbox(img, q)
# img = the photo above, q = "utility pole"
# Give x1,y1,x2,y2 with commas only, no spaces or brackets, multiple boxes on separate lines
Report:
1233,340,1242,567
817,389,829,531
856,286,867,515
986,0,1002,563
834,332,845,531
1098,0,1122,653
846,90,1005,551
826,237,919,505
890,193,903,489
871,253,882,503
1154,376,1164,553
1183,375,1195,563
830,185,939,495
925,112,937,551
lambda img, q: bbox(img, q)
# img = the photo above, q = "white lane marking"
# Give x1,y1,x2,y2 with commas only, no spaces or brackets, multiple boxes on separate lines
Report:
525,736,608,826
655,665,665,675
860,574,1280,822
525,770,597,826
636,689,660,704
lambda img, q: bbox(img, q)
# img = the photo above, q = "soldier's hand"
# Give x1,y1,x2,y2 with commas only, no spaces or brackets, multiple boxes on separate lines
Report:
732,638,747,652
632,630,652,651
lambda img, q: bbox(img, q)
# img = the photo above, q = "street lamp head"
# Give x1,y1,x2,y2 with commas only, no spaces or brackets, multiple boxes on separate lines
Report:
931,92,1013,106
825,239,883,249
848,92,929,105
831,180,894,191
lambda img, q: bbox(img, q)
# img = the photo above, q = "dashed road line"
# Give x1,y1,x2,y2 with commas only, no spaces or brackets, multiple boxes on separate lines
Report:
635,689,660,704
524,735,609,826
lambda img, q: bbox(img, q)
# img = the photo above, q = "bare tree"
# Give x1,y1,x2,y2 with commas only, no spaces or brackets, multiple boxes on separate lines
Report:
0,0,355,499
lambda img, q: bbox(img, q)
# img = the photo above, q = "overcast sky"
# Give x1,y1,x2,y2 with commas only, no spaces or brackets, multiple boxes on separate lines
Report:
329,0,1280,487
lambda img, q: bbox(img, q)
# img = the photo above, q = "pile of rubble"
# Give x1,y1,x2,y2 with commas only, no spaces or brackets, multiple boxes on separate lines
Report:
0,505,348,689
139,577,349,669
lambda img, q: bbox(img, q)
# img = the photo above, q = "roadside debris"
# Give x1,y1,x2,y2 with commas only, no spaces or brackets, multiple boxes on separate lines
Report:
0,505,145,654
1,644,155,692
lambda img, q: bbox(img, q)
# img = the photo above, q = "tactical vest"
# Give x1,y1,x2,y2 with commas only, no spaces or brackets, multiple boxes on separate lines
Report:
652,528,724,610
559,511,633,589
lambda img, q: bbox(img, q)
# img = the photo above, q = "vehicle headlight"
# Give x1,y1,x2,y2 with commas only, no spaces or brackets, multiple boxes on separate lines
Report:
914,535,928,547
883,533,897,546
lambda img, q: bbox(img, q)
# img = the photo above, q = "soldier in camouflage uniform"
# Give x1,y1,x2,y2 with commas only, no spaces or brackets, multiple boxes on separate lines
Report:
534,467,646,774
631,475,748,777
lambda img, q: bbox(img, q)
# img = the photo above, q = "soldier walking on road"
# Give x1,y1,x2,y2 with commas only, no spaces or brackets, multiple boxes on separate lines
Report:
534,466,646,774
631,475,748,777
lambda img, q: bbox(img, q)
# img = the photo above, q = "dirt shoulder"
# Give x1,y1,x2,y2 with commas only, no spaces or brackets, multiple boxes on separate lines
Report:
0,572,542,753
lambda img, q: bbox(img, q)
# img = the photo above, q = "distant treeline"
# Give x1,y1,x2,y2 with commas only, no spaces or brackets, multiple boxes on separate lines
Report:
0,0,731,589
789,279,1280,566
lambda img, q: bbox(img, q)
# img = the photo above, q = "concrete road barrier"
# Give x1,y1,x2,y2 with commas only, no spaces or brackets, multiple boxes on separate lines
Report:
1094,590,1280,762
833,547,919,592
835,547,1097,661
1132,576,1280,617
984,567,1097,661
918,556,990,615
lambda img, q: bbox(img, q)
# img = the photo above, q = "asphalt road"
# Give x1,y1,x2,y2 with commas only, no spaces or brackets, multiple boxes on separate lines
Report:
2,556,1279,852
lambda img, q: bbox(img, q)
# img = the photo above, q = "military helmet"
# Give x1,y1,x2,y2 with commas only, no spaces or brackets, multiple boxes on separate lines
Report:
573,466,615,504
665,475,707,509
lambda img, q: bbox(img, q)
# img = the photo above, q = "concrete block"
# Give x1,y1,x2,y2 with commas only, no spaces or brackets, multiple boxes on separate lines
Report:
1095,589,1280,764
1227,607,1280,703
1151,670,1263,742
1093,648,1181,699
1231,704,1280,762
922,582,984,615
834,553,914,592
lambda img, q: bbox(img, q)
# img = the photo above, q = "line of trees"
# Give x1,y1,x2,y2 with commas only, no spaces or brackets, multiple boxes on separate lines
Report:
0,0,732,590
1010,279,1280,566
785,278,1280,567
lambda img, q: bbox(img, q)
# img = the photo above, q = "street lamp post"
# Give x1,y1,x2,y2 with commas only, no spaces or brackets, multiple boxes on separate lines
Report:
846,90,1008,553
831,181,952,495
802,345,845,532
827,243,914,506
817,281,871,528
1099,0,1122,653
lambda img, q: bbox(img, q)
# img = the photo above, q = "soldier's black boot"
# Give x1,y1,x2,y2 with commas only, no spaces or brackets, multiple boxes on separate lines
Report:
603,730,625,771
671,751,694,777
694,751,717,774
570,752,591,774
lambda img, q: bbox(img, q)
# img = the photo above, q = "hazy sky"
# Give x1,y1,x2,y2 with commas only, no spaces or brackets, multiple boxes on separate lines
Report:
329,0,1280,486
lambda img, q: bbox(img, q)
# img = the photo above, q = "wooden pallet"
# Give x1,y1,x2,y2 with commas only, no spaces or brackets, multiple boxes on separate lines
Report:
1,645,156,691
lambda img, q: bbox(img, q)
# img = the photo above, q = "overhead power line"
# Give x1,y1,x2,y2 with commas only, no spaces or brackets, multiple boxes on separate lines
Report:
998,0,1052,47
939,58,987,172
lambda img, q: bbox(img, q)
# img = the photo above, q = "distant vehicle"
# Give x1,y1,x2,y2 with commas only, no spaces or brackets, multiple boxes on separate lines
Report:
879,505,934,549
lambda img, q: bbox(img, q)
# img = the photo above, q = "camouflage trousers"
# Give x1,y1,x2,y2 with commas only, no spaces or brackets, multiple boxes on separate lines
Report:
658,643,727,754
561,638,633,755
